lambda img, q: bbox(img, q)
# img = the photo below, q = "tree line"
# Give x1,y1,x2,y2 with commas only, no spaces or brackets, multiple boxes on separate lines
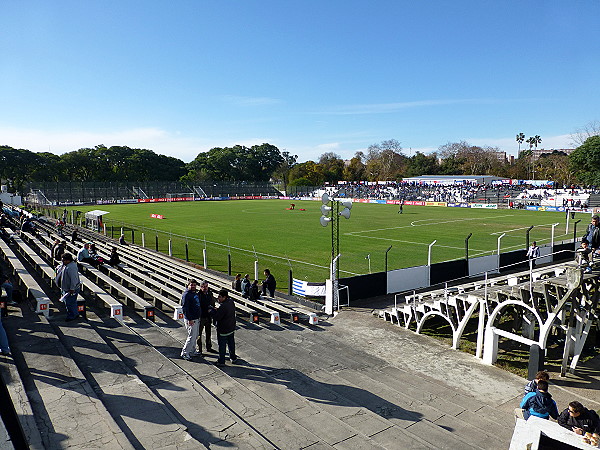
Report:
1,131,599,192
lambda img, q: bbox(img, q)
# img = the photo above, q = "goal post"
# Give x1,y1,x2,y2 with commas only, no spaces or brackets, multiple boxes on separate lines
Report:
166,193,195,202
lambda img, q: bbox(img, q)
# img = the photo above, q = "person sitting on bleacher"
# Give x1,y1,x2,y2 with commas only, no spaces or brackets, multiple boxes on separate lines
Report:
261,269,276,298
517,380,559,421
241,274,251,298
108,247,121,267
558,401,600,435
88,243,105,265
77,242,100,268
1,267,15,306
524,370,550,396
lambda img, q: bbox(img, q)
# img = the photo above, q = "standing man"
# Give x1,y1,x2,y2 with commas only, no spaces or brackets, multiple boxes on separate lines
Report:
261,268,276,298
209,289,238,367
526,241,540,268
196,280,216,355
181,279,201,360
55,253,81,321
398,200,403,214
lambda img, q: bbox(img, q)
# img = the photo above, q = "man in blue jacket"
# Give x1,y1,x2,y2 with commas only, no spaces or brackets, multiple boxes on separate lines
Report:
181,279,201,361
517,380,559,420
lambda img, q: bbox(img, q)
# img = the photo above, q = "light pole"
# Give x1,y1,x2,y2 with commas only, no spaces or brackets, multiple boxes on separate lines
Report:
320,192,352,314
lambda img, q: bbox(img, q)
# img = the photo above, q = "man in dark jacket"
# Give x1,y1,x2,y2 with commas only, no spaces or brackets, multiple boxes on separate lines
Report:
558,401,600,435
261,268,276,298
181,279,201,361
196,281,216,355
209,289,238,367
518,380,559,420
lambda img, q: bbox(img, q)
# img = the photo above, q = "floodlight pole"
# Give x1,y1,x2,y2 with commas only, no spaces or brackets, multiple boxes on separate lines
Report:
497,233,506,271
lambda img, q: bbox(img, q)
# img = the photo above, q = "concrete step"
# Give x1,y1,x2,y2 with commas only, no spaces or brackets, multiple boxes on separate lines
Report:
3,305,134,449
50,310,199,449
117,311,340,449
230,322,478,449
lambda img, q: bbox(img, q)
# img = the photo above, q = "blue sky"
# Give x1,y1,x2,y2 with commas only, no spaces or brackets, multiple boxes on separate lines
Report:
1,1,598,163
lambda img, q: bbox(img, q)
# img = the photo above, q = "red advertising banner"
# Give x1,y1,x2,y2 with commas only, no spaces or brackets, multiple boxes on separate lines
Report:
150,214,164,219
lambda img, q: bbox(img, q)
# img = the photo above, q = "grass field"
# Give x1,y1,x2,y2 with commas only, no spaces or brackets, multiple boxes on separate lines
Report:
65,200,586,289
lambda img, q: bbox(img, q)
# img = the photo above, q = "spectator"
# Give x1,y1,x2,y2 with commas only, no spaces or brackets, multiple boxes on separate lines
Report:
0,313,10,356
1,267,15,306
516,380,559,420
558,401,600,435
71,227,78,244
240,274,251,298
209,288,238,367
231,273,242,292
108,247,121,267
526,241,540,268
52,240,67,265
261,268,276,298
180,279,201,361
55,253,82,321
577,239,593,272
583,215,600,252
524,371,550,396
249,280,260,301
196,281,216,355
119,234,127,245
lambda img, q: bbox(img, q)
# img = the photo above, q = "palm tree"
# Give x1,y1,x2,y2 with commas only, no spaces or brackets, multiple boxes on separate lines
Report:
516,132,525,155
525,135,542,180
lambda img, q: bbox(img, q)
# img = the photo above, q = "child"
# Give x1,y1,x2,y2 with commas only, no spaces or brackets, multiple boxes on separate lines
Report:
524,370,550,396
577,239,593,272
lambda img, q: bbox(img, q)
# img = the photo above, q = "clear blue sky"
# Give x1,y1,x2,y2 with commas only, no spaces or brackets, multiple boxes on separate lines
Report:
1,1,598,163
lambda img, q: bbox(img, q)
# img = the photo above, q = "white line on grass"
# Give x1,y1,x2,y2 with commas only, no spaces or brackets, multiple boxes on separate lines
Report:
346,214,516,235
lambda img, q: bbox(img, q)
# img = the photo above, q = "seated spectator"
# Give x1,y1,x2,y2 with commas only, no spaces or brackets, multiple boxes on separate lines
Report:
1,267,15,306
249,280,260,301
108,247,121,267
516,380,559,420
558,401,600,435
119,234,127,245
524,370,550,396
241,274,250,298
77,243,101,267
231,273,242,292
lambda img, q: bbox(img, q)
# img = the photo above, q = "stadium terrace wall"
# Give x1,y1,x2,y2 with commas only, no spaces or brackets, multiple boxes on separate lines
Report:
339,241,577,302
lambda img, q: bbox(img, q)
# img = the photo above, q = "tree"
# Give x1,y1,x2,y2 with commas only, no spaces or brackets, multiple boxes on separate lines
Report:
318,152,345,182
570,120,600,147
516,132,525,154
364,139,406,180
272,150,297,194
405,152,438,177
569,135,600,185
288,161,324,186
343,152,366,181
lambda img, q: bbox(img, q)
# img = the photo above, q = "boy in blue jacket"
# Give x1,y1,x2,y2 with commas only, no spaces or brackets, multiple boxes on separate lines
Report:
517,380,559,420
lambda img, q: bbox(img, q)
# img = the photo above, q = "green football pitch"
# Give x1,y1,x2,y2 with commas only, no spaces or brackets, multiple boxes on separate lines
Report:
70,200,585,289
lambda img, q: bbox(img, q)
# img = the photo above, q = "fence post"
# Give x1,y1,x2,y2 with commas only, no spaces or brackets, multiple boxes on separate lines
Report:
228,253,232,276
155,234,159,251
465,232,472,263
141,232,145,248
185,242,189,261
289,269,293,295
168,239,172,257
254,260,259,281
525,225,534,250
203,248,207,268
131,229,135,245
